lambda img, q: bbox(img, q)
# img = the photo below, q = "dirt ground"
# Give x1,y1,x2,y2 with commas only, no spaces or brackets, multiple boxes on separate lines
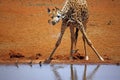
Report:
0,0,120,64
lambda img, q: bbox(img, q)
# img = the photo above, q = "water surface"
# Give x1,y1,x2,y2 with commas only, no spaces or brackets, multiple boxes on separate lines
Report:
0,64,119,80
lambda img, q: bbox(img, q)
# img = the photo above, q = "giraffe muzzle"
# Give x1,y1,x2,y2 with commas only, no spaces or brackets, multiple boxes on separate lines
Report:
51,21,56,25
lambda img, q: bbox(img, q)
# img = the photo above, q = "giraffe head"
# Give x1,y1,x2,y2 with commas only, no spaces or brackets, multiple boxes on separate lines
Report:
47,7,64,25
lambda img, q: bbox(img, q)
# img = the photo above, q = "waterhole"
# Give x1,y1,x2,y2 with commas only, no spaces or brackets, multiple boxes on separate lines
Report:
0,64,119,80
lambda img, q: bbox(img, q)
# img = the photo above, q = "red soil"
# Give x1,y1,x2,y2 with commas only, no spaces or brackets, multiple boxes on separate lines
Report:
0,0,120,64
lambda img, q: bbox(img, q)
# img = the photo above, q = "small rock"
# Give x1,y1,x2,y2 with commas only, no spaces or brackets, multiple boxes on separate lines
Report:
9,50,24,58
107,20,112,25
35,53,42,59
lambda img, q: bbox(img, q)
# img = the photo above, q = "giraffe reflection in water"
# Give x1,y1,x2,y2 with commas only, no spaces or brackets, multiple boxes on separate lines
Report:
51,64,100,80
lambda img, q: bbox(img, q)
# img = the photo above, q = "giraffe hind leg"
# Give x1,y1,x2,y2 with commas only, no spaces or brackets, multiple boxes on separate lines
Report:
71,28,79,54
75,28,79,47
70,26,75,59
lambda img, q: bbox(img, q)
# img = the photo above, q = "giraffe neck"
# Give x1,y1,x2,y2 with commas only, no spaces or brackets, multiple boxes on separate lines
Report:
61,0,69,13
61,0,87,14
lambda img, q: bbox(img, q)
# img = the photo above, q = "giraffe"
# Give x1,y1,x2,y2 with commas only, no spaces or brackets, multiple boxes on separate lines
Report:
45,0,104,62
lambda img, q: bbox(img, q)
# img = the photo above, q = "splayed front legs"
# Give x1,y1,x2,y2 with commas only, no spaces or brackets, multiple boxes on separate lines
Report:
45,21,104,63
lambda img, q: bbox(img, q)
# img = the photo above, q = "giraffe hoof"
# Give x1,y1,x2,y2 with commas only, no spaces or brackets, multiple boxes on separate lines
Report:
70,56,73,60
44,58,51,64
85,56,89,60
72,49,79,54
100,57,104,61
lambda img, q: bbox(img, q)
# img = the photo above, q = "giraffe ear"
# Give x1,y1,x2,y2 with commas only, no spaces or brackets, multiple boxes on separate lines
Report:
47,8,51,14
55,7,60,10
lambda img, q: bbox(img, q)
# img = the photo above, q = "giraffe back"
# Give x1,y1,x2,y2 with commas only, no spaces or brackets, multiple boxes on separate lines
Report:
62,0,89,22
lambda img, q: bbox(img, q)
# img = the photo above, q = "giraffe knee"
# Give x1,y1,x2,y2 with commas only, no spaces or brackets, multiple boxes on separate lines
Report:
87,40,92,46
55,41,61,47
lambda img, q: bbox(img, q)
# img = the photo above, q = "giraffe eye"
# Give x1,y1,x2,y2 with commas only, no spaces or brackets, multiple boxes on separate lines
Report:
57,15,60,18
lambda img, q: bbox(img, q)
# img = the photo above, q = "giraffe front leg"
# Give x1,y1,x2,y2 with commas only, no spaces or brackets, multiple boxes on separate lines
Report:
82,36,89,60
82,29,104,61
44,24,67,63
82,23,89,60
77,20,104,61
44,33,64,63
